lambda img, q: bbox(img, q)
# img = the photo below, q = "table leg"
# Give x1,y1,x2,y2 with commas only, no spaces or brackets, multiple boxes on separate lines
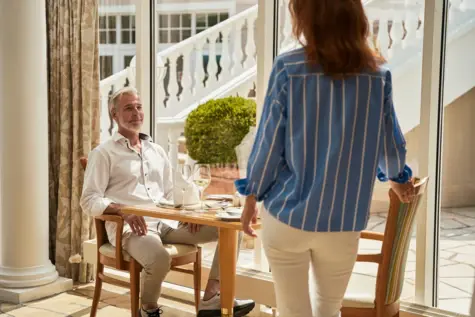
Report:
219,228,238,317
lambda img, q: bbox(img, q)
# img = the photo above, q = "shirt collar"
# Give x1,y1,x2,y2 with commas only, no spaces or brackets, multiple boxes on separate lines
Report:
112,132,153,143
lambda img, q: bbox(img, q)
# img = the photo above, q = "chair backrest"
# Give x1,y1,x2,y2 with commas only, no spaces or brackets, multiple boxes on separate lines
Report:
376,177,429,306
80,157,88,170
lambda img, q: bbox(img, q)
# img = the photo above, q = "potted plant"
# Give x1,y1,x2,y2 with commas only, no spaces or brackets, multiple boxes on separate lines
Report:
184,96,256,195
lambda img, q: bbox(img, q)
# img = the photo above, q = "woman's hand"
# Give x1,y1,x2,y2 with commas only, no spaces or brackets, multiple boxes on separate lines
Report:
389,179,416,203
241,196,258,237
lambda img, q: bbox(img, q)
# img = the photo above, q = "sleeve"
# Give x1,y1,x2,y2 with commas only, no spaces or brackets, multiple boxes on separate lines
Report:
377,70,412,183
80,149,114,217
235,58,288,201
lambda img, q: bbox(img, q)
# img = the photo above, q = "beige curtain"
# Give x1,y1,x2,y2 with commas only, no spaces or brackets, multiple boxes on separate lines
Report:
47,0,100,282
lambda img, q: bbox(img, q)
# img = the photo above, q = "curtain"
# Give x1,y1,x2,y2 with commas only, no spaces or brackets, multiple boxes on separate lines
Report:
47,0,100,282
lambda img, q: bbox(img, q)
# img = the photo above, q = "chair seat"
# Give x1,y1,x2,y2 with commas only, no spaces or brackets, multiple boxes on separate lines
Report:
343,272,376,309
99,243,197,262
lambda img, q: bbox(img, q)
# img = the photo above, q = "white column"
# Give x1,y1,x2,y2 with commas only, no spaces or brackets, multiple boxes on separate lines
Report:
0,0,64,294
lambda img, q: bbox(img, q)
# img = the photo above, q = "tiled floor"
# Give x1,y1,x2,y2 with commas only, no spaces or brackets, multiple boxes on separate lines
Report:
0,283,195,317
2,208,475,316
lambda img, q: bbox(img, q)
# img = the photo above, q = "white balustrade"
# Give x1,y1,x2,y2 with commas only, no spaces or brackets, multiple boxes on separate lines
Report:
156,6,259,118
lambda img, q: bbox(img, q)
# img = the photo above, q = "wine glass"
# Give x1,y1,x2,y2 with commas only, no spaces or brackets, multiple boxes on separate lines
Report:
177,163,192,213
193,164,211,212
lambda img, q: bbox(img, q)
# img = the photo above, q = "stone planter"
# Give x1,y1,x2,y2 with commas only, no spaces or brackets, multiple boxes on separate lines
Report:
206,165,240,195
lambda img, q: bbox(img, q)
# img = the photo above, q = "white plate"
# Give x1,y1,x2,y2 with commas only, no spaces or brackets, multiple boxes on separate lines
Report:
216,212,241,221
206,194,234,201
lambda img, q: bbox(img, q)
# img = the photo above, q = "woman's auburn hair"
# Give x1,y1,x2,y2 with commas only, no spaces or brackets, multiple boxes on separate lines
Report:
289,0,385,77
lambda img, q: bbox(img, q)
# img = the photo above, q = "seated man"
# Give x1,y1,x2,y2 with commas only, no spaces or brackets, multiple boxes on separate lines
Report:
80,87,255,317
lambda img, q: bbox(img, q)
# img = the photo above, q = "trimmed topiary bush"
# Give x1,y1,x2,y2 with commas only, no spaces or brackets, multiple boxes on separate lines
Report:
184,96,256,164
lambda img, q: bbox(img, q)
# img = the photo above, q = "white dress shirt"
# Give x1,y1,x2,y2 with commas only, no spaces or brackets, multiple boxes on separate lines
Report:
80,132,180,245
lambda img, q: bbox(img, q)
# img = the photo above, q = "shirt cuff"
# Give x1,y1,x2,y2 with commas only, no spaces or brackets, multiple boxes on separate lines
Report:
377,165,412,183
234,178,251,196
90,197,114,217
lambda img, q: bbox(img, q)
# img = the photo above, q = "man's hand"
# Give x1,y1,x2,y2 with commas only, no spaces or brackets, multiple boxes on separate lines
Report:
183,223,201,234
389,179,416,203
241,196,258,237
122,214,148,236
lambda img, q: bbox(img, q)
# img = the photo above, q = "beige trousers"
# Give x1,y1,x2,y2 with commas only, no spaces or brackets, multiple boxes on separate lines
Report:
121,222,242,305
261,209,360,317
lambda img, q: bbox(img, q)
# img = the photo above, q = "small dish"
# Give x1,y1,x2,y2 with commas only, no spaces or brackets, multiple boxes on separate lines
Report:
216,212,241,221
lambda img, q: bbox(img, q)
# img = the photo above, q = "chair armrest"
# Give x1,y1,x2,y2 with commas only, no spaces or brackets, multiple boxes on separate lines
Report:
356,253,382,263
361,230,384,241
94,214,127,270
96,214,123,223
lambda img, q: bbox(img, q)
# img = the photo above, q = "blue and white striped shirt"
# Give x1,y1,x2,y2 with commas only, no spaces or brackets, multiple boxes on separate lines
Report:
236,48,410,232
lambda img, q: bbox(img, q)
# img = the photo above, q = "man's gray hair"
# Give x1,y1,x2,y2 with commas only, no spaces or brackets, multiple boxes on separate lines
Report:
108,86,139,135
108,86,139,114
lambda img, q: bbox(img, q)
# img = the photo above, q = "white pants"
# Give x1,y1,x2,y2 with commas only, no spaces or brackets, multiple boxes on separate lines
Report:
261,209,360,317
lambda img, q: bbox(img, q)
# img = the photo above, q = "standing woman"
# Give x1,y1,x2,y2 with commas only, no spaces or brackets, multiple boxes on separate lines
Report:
236,0,415,316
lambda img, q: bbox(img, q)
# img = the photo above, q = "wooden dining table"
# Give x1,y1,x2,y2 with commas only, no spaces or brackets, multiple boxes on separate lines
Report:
121,203,261,317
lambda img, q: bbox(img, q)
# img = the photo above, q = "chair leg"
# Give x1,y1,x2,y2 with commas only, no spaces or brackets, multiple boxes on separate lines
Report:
130,259,141,317
90,262,104,317
193,247,202,313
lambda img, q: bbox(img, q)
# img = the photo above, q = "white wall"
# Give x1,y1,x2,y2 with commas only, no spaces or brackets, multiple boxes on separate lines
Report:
391,20,475,134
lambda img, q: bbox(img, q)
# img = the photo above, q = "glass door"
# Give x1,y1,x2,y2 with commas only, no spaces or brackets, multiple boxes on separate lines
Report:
437,0,475,314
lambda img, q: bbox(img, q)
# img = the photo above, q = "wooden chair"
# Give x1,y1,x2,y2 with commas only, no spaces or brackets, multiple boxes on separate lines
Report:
341,177,428,317
80,157,202,317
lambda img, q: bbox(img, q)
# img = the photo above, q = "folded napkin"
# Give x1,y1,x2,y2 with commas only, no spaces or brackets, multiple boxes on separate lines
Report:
235,126,257,179
172,168,200,206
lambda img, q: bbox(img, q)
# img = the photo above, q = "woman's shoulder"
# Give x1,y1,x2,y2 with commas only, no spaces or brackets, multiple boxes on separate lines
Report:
273,47,320,76
361,64,391,80
275,47,307,63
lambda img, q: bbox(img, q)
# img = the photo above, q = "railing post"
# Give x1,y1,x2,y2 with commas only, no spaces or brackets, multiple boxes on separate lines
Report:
168,127,182,170
243,13,257,69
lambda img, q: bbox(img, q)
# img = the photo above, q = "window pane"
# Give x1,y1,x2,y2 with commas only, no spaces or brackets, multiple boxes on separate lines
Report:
159,30,169,43
99,56,113,80
208,14,218,27
159,14,168,28
196,14,207,28
196,27,206,34
170,30,180,43
182,14,192,28
99,30,107,44
124,55,134,68
108,16,116,29
99,16,106,29
98,3,137,143
121,16,130,29
438,3,475,315
109,31,116,44
170,14,180,28
219,13,229,22
182,29,191,40
121,31,130,44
